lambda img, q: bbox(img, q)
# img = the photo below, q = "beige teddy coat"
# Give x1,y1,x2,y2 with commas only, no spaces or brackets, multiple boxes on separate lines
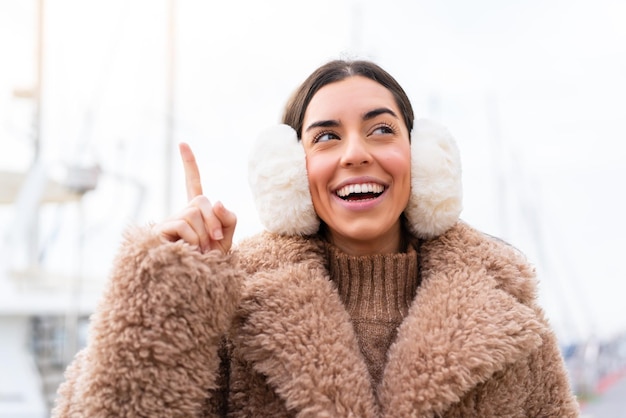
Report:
52,221,579,417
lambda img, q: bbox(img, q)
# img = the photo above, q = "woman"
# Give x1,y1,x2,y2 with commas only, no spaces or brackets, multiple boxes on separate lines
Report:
53,60,580,417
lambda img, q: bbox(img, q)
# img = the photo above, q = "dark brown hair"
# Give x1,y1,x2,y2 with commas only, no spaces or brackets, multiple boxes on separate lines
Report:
282,60,414,140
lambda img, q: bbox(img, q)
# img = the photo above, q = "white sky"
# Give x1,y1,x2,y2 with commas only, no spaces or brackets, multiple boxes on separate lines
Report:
1,0,625,342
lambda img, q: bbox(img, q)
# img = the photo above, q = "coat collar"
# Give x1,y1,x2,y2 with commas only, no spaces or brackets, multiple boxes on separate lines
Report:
233,223,547,417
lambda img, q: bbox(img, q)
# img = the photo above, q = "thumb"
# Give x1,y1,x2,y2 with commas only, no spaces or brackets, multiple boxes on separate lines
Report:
213,201,237,249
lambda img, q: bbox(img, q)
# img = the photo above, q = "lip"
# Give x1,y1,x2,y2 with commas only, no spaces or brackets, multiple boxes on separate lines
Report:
333,176,388,191
331,176,388,211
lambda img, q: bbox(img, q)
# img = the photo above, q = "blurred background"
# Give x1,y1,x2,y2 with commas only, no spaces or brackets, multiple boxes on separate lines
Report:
1,0,625,416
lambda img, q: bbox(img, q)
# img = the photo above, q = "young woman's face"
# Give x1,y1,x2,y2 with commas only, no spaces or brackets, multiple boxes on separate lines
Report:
301,76,411,255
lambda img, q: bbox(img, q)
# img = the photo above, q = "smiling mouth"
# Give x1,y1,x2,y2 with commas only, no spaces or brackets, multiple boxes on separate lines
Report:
335,182,386,201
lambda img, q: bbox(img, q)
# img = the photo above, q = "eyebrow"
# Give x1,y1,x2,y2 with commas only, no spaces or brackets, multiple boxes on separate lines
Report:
304,107,399,133
305,119,340,132
363,107,399,121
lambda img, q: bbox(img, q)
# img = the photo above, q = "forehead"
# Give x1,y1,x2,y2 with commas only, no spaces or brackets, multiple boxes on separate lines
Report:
304,76,400,121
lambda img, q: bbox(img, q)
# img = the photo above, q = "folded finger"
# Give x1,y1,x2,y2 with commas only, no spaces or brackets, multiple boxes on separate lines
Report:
191,195,224,242
181,205,211,252
156,218,201,248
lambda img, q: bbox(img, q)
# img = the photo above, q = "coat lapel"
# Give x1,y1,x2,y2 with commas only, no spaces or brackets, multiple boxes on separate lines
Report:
232,225,547,417
232,235,380,417
379,224,547,417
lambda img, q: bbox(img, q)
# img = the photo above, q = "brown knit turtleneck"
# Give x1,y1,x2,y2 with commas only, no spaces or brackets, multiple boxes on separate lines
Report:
325,242,420,388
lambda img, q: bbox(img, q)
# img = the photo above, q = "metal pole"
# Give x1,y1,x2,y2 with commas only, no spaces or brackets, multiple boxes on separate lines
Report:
34,0,43,162
164,0,176,217
28,0,45,268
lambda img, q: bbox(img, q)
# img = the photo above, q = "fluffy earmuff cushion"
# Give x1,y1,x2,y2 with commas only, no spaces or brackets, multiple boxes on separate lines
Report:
247,120,463,239
247,124,319,235
404,119,463,239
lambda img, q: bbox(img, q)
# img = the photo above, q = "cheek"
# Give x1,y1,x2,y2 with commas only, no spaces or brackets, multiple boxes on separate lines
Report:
385,148,411,178
305,155,332,193
384,148,412,198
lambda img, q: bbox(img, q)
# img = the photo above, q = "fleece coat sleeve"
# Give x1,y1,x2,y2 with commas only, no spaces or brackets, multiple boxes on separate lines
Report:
51,225,243,418
523,312,581,417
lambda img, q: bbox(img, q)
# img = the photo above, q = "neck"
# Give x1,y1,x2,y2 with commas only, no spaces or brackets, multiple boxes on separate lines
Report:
323,221,405,256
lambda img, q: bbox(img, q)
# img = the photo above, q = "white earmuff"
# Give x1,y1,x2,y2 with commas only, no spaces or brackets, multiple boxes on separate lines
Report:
404,119,463,239
248,124,319,236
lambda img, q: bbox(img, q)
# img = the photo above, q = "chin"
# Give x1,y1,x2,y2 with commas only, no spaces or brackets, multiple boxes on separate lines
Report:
330,219,401,244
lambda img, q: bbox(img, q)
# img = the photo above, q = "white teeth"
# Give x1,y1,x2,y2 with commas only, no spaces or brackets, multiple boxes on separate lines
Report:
336,183,385,197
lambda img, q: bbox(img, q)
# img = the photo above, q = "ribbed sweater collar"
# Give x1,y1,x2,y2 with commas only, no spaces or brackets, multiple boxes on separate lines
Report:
324,242,420,322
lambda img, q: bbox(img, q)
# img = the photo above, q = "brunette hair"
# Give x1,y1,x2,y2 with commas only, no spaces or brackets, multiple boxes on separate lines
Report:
282,60,414,140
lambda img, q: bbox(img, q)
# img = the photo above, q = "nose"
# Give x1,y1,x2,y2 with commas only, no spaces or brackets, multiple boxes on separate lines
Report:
339,134,371,168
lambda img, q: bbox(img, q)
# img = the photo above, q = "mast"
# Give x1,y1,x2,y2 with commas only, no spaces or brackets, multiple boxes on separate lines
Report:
34,0,43,162
25,0,45,268
164,0,176,217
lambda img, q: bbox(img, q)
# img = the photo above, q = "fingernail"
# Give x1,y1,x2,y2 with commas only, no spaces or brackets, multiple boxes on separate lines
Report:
213,229,224,240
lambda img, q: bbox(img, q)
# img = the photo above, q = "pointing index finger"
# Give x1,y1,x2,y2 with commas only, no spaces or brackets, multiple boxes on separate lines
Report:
179,142,203,201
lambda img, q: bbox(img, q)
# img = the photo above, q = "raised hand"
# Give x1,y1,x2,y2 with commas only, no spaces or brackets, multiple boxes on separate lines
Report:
154,143,237,254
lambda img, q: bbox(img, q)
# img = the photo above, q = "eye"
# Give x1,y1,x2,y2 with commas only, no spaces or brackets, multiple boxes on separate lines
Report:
314,131,340,143
371,124,394,136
